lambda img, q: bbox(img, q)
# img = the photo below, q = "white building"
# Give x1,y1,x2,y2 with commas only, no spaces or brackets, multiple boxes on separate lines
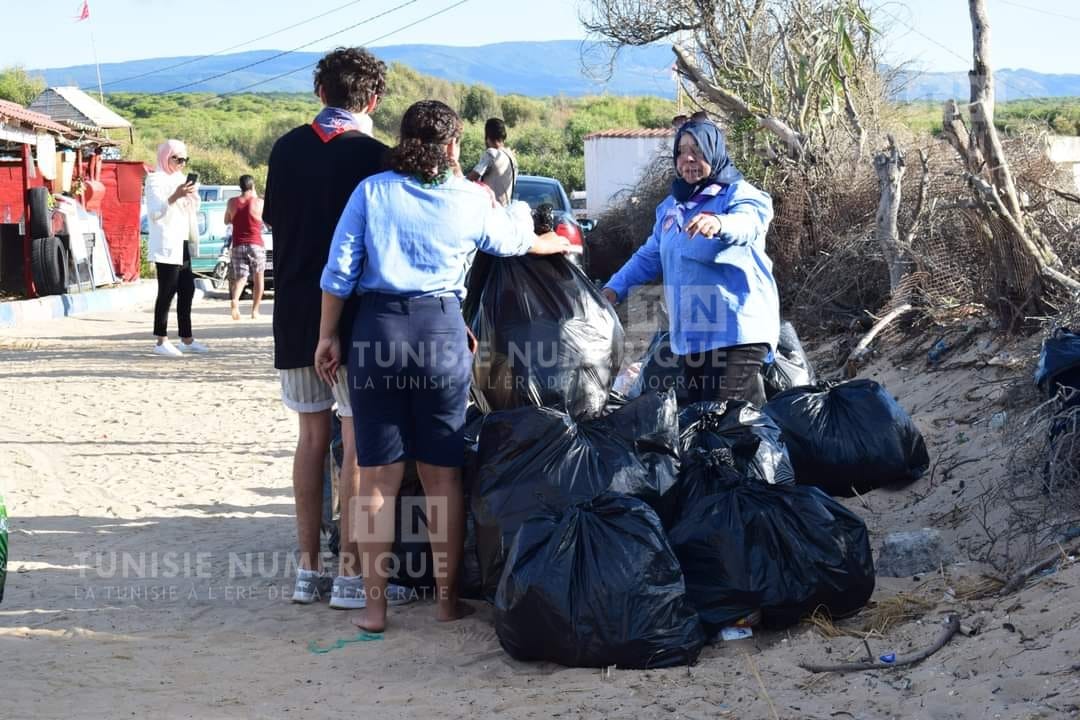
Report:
584,128,675,218
1046,135,1080,193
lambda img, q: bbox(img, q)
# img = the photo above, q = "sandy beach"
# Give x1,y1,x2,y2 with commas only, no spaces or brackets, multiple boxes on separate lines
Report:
2,292,1078,719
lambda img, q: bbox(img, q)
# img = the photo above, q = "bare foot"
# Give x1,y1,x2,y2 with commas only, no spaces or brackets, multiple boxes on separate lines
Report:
350,607,386,633
250,310,260,320
230,305,241,321
436,600,475,623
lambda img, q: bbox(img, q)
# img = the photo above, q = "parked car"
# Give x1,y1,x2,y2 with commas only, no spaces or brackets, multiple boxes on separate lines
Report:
197,185,242,203
569,190,588,221
512,174,595,274
140,200,273,291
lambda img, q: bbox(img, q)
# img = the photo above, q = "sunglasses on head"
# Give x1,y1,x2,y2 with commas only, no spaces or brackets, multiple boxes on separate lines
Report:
172,156,188,165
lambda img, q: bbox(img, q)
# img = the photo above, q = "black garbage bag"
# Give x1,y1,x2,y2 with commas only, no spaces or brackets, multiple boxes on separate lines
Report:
763,380,930,497
1035,328,1080,396
464,252,624,420
633,330,689,406
763,321,816,399
1032,330,1080,491
495,493,705,668
460,407,485,600
662,400,795,528
668,452,875,631
679,401,795,486
604,390,630,414
473,390,680,599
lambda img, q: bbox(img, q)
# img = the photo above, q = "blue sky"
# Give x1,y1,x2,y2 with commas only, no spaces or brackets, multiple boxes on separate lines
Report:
1,0,1078,75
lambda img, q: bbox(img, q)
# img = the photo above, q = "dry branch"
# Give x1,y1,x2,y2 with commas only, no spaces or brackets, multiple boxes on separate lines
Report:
998,539,1080,597
799,614,961,674
844,303,915,377
941,100,983,174
671,44,805,158
904,149,932,247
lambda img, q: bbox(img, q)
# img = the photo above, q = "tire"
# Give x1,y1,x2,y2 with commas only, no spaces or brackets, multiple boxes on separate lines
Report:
26,187,51,241
212,260,229,290
31,236,69,296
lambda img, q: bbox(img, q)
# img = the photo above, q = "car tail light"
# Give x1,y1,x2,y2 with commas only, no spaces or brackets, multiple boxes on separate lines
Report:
555,221,583,247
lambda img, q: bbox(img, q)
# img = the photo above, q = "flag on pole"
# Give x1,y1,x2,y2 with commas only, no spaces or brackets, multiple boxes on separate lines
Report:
75,0,90,22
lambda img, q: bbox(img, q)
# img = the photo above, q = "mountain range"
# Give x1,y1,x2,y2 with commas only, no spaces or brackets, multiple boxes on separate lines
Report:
34,41,678,98
33,41,1080,101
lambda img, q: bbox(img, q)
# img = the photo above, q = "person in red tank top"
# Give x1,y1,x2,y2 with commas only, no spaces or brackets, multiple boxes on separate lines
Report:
224,175,266,319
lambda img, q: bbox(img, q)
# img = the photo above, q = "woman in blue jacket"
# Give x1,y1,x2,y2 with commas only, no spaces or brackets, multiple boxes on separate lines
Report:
315,100,571,632
602,118,779,406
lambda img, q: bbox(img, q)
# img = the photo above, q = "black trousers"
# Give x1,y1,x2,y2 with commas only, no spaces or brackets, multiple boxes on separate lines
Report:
153,244,195,338
682,343,769,407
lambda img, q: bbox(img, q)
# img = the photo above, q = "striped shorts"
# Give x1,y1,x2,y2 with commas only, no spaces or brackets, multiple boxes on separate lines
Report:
279,366,352,417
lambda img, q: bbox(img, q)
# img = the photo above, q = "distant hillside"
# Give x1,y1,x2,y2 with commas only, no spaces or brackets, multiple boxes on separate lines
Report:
892,68,1080,102
35,41,678,97
33,41,1080,101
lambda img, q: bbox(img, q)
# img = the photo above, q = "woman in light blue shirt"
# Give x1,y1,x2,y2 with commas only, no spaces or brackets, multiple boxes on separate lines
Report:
602,118,780,406
315,100,570,633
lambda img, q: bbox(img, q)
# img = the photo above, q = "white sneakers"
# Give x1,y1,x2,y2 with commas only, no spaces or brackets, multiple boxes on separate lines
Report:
154,339,209,356
177,340,209,354
153,340,183,357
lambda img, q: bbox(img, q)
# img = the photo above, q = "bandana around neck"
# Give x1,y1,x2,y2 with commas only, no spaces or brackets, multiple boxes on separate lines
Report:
667,182,726,229
311,107,370,143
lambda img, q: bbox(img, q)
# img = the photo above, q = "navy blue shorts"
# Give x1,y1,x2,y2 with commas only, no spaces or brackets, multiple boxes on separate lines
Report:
348,293,472,467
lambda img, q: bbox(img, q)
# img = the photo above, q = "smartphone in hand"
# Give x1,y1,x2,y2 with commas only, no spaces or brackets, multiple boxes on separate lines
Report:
186,172,199,186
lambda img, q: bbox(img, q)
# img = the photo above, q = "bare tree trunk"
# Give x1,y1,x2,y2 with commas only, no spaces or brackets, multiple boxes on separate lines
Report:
874,135,911,292
967,1,1024,221
940,0,1080,314
904,149,932,249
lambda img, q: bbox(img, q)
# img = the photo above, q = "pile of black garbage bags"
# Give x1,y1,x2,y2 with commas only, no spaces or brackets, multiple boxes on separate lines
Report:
392,254,930,670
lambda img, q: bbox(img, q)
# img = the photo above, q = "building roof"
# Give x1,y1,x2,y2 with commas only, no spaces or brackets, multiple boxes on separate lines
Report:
0,99,116,148
0,99,72,135
29,87,132,130
584,128,677,140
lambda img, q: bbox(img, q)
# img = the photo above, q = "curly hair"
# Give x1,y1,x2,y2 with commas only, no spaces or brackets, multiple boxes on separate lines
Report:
388,100,464,183
313,47,387,112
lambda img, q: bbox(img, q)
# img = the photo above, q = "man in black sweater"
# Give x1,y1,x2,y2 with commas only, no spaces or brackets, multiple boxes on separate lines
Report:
264,47,411,609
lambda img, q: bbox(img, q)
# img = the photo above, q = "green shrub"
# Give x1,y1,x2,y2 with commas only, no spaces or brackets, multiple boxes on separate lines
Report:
139,237,155,279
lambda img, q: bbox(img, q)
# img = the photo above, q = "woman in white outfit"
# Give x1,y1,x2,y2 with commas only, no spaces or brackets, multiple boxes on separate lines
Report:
144,139,208,356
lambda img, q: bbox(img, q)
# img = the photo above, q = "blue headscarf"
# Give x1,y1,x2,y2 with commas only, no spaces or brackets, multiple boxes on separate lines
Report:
671,120,744,202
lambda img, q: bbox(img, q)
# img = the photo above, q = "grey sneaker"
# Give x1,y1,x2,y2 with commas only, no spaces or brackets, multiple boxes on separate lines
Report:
328,576,420,610
291,569,333,604
385,583,419,607
329,575,366,610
